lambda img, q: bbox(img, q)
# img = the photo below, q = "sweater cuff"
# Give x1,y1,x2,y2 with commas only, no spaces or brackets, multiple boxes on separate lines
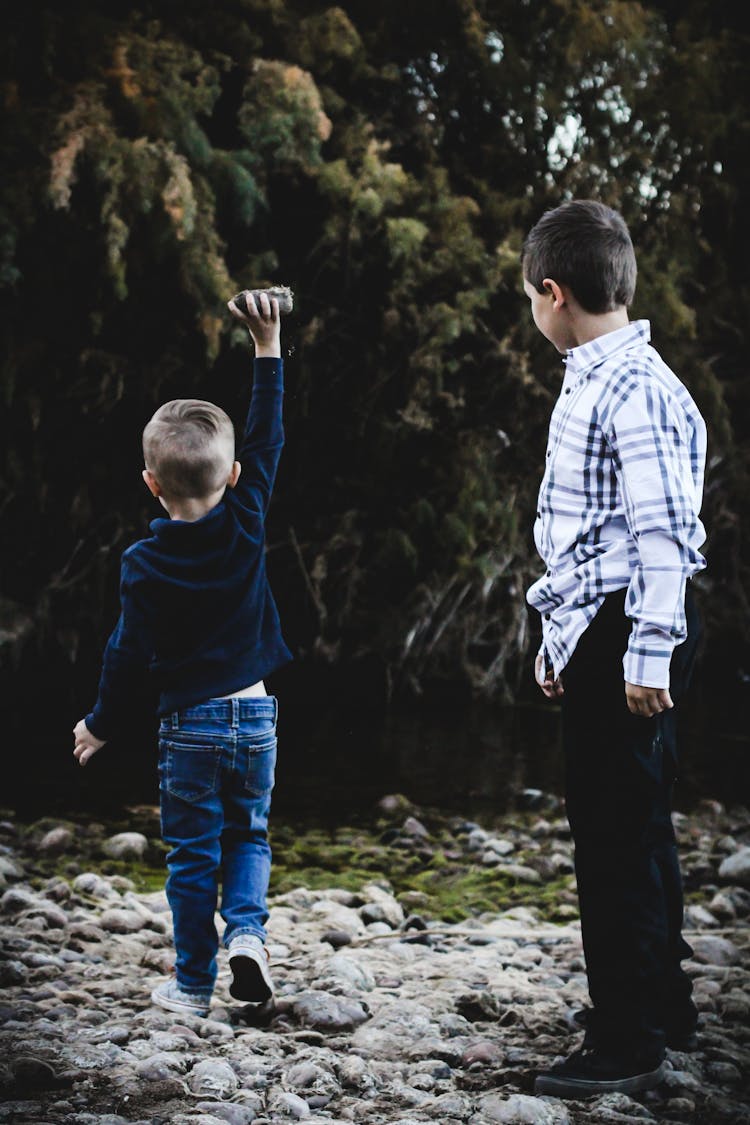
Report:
85,711,110,743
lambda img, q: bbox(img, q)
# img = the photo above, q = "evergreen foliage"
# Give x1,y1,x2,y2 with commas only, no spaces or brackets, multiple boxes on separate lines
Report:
1,1,747,742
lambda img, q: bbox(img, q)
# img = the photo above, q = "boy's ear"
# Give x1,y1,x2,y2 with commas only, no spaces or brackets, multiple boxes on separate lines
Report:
142,468,162,497
226,460,242,489
542,278,567,308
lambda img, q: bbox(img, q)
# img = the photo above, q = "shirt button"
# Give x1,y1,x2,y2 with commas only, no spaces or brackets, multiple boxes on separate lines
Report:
564,387,571,395
546,570,551,577
546,450,551,457
536,511,541,519
544,613,551,620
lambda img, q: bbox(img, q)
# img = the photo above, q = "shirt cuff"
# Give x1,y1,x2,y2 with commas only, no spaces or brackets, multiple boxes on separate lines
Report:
622,643,672,690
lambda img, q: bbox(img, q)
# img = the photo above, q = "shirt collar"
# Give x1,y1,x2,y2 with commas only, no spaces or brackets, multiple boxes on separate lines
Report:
564,319,651,378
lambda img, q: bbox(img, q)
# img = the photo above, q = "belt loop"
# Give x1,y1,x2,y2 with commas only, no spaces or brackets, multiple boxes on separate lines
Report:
232,697,239,728
171,712,179,731
273,696,278,725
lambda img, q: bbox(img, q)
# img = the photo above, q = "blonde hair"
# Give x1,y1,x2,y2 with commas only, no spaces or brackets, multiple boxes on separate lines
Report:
142,399,235,500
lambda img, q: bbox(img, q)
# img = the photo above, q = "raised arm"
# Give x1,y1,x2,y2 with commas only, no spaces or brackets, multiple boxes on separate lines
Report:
228,291,285,516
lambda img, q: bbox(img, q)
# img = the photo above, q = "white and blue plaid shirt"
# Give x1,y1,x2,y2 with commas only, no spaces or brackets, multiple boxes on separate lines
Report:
527,320,707,689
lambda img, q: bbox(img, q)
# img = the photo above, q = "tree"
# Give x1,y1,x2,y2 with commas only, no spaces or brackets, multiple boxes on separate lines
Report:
0,1,747,767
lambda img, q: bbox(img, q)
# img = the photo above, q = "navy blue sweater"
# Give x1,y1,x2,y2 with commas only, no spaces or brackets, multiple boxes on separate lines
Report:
86,357,292,741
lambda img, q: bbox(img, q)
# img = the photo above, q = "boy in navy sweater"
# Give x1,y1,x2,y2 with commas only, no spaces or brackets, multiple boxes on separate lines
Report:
73,292,291,1017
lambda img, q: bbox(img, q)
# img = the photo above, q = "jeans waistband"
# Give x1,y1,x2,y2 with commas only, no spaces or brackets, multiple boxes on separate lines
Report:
162,696,278,730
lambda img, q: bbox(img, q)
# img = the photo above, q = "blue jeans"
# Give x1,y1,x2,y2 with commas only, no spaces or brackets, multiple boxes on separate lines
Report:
158,696,278,994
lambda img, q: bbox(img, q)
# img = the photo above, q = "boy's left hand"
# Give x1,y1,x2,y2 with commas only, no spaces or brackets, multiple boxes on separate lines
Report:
625,683,673,718
73,719,106,766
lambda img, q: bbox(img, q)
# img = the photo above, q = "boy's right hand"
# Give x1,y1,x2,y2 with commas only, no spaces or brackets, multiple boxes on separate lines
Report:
73,718,106,766
228,291,281,358
535,652,564,699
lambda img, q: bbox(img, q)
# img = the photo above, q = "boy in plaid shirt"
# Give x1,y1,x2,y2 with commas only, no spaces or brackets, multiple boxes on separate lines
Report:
523,200,706,1098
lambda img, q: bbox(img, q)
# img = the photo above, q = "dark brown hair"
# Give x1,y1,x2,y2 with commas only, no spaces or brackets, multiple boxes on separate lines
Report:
522,199,637,313
142,399,235,500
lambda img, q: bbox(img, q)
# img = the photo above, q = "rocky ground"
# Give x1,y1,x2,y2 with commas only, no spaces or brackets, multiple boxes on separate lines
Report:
1,795,749,1125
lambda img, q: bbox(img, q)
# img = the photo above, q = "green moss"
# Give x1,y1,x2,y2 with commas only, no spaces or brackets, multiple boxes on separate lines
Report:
267,821,576,923
21,811,578,923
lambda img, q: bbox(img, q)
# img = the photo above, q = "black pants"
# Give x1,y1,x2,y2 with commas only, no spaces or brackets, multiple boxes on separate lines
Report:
561,585,700,1058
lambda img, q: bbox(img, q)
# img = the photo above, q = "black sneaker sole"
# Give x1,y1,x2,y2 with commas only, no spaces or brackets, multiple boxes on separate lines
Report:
534,1061,667,1099
229,954,273,1003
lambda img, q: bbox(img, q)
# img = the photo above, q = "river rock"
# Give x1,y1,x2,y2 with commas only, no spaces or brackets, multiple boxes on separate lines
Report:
195,1103,259,1125
690,935,741,966
187,1058,239,1096
718,846,750,887
102,832,149,860
99,907,148,934
462,1039,504,1067
291,991,370,1032
322,952,376,992
376,794,412,817
10,1055,61,1090
285,1059,340,1098
0,855,23,884
359,883,405,928
135,1051,191,1080
320,928,352,949
37,827,75,855
0,887,39,914
401,815,430,839
336,1054,378,1093
474,1093,571,1124
267,1089,310,1118
72,872,120,899
308,900,365,936
27,901,69,929
0,960,27,987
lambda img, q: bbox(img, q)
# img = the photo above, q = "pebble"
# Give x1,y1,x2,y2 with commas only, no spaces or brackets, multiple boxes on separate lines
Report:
475,1092,571,1123
37,827,75,854
195,1103,259,1125
102,832,150,860
187,1058,239,1096
718,845,750,887
689,935,741,966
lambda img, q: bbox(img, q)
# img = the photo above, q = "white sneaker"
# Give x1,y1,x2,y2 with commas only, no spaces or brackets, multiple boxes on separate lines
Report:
151,978,211,1017
227,933,274,1002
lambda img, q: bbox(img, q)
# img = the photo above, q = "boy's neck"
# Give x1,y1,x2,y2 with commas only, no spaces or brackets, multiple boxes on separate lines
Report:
163,488,225,523
569,307,630,349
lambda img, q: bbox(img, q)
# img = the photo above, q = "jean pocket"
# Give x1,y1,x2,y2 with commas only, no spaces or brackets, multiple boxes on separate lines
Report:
240,739,277,798
160,739,221,803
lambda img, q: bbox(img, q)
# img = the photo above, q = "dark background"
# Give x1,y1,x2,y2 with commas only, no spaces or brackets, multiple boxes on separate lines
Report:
2,1,748,817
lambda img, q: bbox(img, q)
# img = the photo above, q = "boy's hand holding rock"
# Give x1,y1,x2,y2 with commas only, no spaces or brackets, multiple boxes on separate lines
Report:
228,290,282,358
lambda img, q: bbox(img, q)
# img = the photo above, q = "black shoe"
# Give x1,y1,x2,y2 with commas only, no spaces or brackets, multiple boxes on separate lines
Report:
534,1046,667,1099
666,1027,699,1052
570,1007,698,1052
